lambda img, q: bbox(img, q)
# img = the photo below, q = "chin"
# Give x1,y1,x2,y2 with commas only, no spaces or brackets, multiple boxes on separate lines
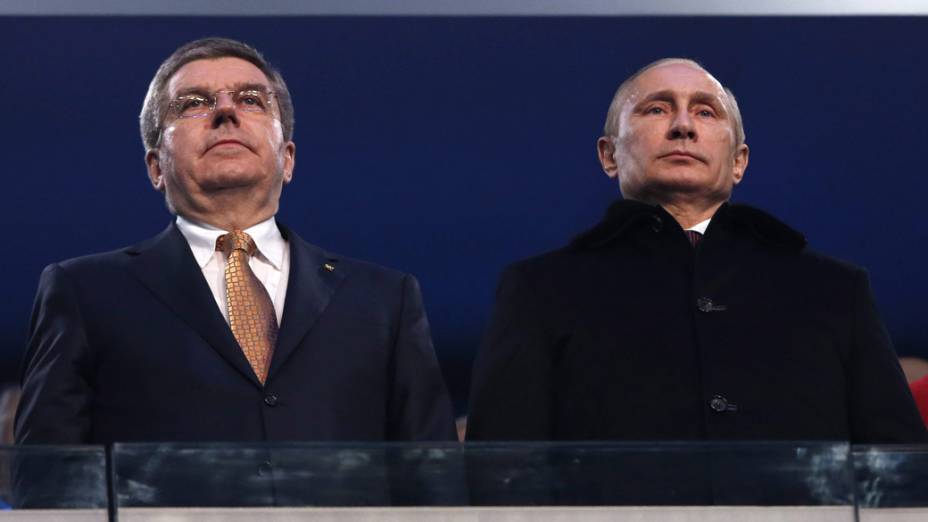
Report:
199,169,266,191
651,171,713,191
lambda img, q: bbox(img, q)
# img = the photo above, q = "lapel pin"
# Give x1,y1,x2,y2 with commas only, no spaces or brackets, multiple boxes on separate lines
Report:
323,263,336,272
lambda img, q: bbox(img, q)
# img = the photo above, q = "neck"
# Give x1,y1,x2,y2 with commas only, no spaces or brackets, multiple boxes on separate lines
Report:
169,181,283,231
174,197,277,232
627,191,726,229
182,212,273,232
659,200,724,229
661,201,724,230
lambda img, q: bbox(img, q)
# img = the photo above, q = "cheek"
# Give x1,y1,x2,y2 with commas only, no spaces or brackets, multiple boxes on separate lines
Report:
705,126,735,150
264,122,284,152
619,134,652,166
162,126,198,164
623,123,662,150
261,122,287,169
160,126,177,150
270,119,284,139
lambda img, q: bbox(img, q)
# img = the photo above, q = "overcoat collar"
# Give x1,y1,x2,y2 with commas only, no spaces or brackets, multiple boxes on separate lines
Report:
125,222,345,388
570,199,807,251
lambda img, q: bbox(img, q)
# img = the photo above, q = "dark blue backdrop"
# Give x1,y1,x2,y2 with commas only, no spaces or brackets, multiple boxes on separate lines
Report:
2,17,926,410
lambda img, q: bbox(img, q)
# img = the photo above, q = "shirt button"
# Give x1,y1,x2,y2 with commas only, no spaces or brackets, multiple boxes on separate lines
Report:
264,394,278,407
709,395,729,412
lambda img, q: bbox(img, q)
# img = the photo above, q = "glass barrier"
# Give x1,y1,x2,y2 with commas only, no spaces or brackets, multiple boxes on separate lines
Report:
854,445,928,522
112,441,857,522
1,442,925,520
0,445,107,520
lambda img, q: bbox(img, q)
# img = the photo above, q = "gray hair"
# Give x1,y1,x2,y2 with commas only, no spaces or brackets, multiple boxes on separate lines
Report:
140,37,294,152
603,58,745,146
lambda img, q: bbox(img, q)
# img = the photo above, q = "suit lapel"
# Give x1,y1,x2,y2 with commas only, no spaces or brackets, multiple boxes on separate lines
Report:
268,224,345,379
127,223,262,387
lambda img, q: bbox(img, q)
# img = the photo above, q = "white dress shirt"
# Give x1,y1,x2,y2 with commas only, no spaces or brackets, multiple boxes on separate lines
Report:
175,215,290,325
687,218,711,234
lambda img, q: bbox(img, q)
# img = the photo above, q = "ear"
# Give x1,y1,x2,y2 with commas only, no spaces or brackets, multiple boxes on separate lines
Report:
731,143,749,186
146,149,165,192
281,141,296,185
597,136,619,179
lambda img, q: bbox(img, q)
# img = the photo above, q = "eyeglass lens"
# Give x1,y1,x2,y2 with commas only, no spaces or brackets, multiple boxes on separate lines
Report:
173,90,272,118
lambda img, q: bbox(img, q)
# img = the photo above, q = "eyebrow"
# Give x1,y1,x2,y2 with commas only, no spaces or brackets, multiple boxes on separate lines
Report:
635,89,727,114
173,82,272,97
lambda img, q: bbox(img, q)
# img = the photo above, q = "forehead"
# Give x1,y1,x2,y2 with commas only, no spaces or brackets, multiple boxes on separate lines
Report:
626,63,726,104
167,57,272,95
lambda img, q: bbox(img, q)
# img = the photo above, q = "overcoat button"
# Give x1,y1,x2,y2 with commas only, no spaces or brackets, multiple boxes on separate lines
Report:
709,395,729,412
649,215,664,233
697,297,714,313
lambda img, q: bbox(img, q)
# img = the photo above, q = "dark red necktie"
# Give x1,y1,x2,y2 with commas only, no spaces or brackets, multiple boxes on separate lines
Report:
685,230,703,247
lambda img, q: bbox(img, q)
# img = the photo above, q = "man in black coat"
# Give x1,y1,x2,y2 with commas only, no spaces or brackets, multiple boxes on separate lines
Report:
467,58,927,444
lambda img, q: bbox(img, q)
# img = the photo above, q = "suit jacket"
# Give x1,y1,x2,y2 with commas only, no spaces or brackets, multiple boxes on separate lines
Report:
467,200,927,443
15,222,456,444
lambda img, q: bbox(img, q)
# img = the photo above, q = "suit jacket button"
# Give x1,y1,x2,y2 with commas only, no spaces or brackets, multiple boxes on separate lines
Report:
697,297,714,313
264,394,278,407
709,395,729,412
258,461,272,476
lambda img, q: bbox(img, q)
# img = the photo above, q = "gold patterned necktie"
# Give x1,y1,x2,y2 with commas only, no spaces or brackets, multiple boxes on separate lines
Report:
216,230,278,384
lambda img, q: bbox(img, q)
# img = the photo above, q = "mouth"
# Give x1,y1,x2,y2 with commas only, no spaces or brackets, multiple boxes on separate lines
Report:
206,139,250,152
659,150,706,163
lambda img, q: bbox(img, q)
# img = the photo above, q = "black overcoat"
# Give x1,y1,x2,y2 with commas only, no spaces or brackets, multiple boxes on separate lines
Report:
468,200,927,443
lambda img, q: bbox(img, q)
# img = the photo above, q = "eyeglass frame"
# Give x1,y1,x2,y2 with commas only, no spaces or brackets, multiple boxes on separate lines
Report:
165,88,279,121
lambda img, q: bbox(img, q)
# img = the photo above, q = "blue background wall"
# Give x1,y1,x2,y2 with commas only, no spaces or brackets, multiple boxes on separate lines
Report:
1,17,926,410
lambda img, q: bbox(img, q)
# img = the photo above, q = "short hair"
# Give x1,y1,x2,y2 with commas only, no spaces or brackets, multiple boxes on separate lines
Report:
139,37,294,152
603,58,745,146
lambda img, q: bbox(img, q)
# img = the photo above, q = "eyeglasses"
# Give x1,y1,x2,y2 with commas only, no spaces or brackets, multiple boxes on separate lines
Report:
168,89,276,119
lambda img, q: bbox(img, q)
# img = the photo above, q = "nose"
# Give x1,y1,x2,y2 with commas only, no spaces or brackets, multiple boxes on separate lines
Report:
211,92,240,129
667,110,696,141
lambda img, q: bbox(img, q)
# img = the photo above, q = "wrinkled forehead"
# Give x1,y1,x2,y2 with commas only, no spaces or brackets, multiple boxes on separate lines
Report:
622,63,728,113
167,57,273,97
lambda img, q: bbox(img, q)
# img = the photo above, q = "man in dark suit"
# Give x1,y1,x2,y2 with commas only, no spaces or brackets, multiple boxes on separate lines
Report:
467,58,927,443
15,38,456,445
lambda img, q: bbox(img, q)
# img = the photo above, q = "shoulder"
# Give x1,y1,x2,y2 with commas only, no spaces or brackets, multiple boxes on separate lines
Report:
790,248,871,301
725,204,807,251
48,225,176,278
724,204,869,282
285,227,412,288
796,247,866,276
491,245,586,301
46,247,142,287
719,206,871,297
335,253,413,289
54,247,134,274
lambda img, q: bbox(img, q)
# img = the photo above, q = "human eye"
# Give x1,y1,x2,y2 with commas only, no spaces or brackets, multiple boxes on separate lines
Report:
644,105,665,115
236,91,267,111
695,106,717,118
175,95,210,117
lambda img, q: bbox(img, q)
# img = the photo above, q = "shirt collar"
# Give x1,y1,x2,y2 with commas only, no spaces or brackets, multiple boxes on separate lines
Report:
686,218,711,235
175,215,286,270
245,217,286,270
